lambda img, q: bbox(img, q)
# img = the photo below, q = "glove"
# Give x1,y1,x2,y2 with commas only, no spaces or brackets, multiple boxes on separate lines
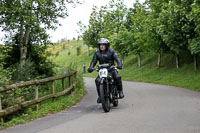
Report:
117,65,122,69
87,68,93,73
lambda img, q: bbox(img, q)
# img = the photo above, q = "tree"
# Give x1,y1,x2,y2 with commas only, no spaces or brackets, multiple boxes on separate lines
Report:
111,25,132,62
129,1,147,67
188,0,200,71
82,6,103,48
100,0,128,38
0,0,81,66
82,0,128,48
157,1,189,69
144,0,169,67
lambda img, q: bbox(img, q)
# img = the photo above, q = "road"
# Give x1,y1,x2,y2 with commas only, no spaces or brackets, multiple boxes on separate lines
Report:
1,77,200,133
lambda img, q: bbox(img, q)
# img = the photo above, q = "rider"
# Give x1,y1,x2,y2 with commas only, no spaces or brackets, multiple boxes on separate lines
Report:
87,38,124,103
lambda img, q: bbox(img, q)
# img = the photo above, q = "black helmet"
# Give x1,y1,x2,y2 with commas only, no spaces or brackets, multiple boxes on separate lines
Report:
97,38,109,47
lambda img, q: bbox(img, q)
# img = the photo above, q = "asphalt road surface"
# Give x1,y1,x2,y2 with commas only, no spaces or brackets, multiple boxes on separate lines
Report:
1,77,200,133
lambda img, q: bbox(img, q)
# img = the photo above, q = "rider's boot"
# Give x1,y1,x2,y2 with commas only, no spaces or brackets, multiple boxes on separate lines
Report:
95,78,101,103
97,97,101,103
116,77,124,99
118,85,124,99
97,87,101,103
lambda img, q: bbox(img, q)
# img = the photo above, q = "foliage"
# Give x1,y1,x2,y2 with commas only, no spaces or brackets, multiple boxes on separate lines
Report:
27,45,55,77
157,1,188,54
82,6,103,48
12,58,37,81
0,0,80,42
188,1,200,55
0,0,81,66
76,46,81,56
111,25,133,58
143,0,169,54
100,0,128,38
128,2,147,55
0,46,12,86
82,0,200,69
83,0,128,48
4,44,55,80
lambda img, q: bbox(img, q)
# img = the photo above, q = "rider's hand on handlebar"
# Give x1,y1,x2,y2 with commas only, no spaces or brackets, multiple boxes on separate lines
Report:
87,68,93,73
108,65,116,71
117,65,123,69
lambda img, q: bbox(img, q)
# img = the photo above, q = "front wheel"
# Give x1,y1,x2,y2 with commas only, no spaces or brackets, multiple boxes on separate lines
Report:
99,82,110,112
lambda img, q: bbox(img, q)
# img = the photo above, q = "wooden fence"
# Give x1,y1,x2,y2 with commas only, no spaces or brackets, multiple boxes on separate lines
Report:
0,70,77,121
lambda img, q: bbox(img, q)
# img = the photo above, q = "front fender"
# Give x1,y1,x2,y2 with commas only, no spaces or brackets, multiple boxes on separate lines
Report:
100,78,109,89
100,78,105,84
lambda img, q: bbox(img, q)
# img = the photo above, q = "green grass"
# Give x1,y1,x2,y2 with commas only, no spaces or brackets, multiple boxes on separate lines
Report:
51,40,96,73
114,52,200,91
120,63,200,91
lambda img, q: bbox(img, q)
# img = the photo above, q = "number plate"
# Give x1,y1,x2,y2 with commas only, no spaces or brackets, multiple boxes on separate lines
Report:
99,68,108,78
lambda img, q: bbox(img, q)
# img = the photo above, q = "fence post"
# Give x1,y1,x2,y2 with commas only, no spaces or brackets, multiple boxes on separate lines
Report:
35,85,39,111
74,71,77,82
62,78,65,90
0,97,4,123
52,81,55,94
72,74,74,84
69,76,71,87
83,63,86,73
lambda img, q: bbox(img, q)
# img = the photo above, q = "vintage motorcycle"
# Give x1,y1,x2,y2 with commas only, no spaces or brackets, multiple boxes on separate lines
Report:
94,64,119,112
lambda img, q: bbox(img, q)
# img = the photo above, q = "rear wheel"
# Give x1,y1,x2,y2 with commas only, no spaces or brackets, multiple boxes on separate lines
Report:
99,82,110,112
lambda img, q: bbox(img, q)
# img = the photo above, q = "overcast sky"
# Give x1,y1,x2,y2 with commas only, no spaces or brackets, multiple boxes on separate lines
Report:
0,0,145,44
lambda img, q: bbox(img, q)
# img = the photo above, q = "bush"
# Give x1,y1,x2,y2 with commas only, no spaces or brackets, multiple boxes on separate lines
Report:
0,45,12,86
0,64,12,86
62,44,66,50
4,44,55,80
77,46,81,56
12,58,37,82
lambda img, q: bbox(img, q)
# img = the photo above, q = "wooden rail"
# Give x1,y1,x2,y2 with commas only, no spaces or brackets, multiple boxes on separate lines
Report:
0,70,77,119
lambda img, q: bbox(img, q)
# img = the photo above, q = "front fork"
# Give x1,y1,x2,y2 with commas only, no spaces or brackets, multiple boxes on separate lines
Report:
100,78,110,97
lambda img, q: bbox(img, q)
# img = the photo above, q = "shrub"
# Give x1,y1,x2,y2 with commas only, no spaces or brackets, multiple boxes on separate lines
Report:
4,44,55,79
12,58,37,82
0,45,12,86
77,46,81,56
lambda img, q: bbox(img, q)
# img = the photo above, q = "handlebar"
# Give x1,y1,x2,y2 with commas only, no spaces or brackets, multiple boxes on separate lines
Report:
93,65,117,72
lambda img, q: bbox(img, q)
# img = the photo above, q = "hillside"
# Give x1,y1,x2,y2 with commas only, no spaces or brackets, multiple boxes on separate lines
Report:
49,40,200,91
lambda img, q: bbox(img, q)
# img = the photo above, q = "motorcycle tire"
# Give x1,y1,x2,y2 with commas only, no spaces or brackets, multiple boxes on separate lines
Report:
99,83,110,112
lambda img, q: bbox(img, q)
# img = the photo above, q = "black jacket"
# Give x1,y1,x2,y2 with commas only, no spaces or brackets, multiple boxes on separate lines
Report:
89,48,122,69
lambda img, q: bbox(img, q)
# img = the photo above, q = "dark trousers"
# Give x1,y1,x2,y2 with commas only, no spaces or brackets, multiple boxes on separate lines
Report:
95,70,123,96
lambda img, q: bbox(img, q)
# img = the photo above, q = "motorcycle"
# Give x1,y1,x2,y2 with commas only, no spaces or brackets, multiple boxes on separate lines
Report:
94,64,119,112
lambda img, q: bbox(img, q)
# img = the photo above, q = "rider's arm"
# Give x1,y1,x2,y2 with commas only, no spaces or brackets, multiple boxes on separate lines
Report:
89,52,98,69
112,49,123,69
